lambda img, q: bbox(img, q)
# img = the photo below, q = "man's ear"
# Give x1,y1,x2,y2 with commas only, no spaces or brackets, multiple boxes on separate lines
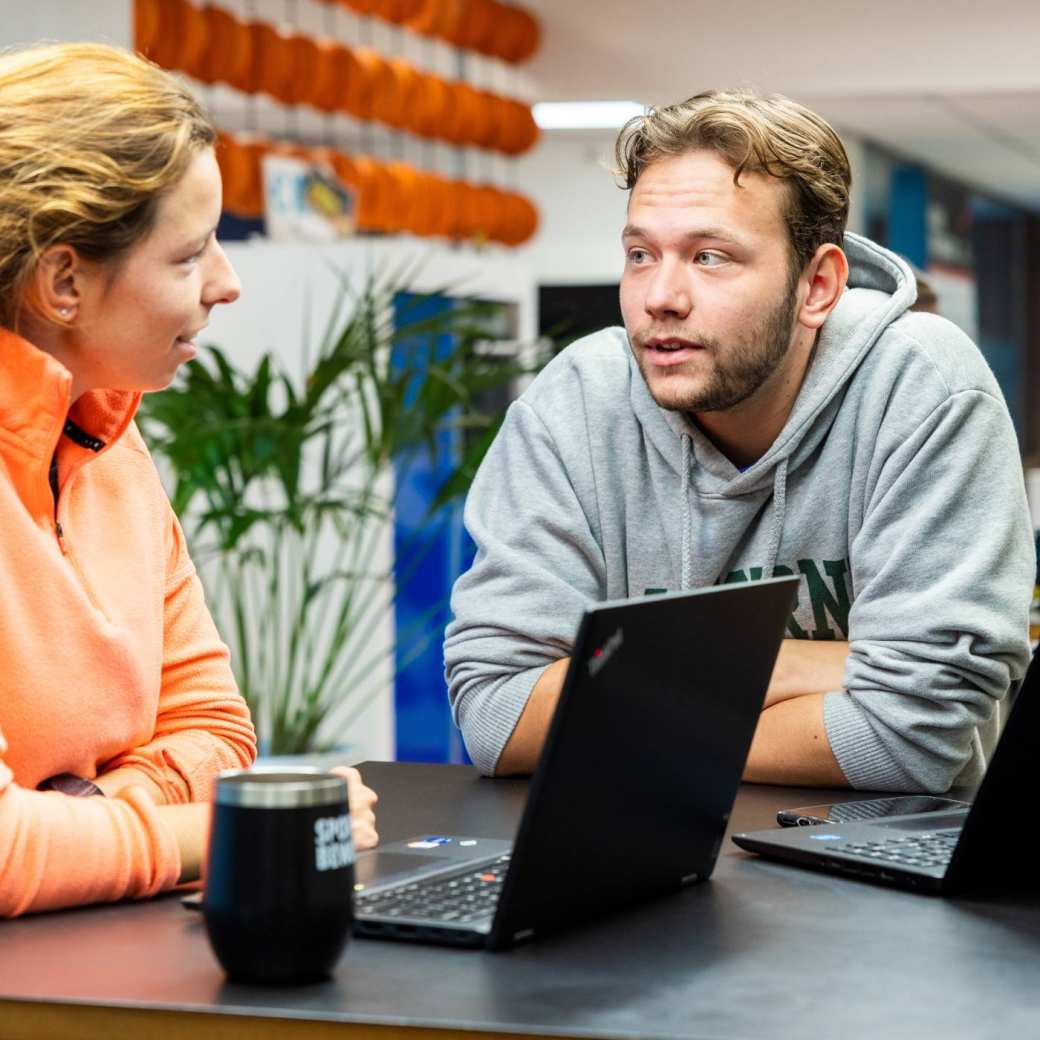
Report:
797,243,849,331
31,244,82,324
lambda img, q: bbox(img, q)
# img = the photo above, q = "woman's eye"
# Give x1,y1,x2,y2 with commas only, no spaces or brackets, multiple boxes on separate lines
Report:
180,235,213,265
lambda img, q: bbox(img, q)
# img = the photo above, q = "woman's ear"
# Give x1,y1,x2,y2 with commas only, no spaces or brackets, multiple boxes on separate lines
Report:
797,243,849,331
31,244,81,324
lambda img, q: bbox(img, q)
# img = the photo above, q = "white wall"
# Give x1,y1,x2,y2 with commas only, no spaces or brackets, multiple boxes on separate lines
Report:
2,1,131,48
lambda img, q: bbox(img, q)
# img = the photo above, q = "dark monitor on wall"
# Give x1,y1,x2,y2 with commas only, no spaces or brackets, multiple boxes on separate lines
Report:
539,284,623,351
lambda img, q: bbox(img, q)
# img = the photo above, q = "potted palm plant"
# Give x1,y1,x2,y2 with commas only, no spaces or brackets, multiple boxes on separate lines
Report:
139,274,538,756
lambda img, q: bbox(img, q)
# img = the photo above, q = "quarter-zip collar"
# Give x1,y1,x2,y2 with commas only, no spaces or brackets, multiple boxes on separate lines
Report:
0,327,141,513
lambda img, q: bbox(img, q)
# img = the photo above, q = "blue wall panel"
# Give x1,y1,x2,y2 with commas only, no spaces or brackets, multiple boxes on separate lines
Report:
391,293,472,763
888,166,928,269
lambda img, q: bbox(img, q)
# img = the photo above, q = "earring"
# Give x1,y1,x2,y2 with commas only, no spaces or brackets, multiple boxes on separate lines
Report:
58,307,71,319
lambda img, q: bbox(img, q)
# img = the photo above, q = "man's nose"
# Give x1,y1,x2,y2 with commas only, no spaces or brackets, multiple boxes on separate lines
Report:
644,257,691,319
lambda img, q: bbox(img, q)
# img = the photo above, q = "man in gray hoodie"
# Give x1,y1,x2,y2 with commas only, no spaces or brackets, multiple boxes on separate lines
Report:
444,89,1034,793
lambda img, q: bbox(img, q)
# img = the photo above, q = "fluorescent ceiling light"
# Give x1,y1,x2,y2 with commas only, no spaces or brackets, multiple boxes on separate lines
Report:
533,100,646,130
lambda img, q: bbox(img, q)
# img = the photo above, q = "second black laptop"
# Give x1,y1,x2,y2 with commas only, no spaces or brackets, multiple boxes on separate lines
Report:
732,652,1040,894
353,576,799,948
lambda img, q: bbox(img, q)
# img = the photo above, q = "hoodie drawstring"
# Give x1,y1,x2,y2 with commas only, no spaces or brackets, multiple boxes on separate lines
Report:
680,434,691,590
680,435,788,588
764,457,788,578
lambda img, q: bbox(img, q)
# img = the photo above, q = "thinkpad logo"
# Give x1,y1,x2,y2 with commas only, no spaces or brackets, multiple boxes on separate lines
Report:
588,627,623,677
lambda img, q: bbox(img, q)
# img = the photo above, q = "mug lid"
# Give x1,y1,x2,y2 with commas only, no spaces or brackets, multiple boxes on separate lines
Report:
214,767,349,809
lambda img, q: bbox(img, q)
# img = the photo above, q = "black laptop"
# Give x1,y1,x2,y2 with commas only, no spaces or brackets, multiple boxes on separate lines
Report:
732,653,1040,894
353,576,799,948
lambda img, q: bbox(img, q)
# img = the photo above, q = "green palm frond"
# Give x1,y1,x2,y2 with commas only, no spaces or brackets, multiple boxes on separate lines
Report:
138,275,549,754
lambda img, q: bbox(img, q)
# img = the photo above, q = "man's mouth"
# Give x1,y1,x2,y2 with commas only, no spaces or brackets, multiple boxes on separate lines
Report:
642,337,704,366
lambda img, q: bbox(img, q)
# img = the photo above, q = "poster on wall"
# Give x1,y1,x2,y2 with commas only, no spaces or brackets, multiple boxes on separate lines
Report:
262,154,356,242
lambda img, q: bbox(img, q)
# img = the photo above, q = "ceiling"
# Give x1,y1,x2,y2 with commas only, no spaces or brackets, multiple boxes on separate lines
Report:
522,0,1040,211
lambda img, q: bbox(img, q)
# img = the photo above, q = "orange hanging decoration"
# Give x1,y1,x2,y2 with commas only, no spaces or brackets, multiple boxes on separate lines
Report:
351,156,389,232
353,49,394,123
406,0,455,37
145,0,181,70
216,133,268,219
200,6,254,92
408,71,447,138
339,0,379,14
171,0,209,81
460,0,498,52
309,43,355,114
134,0,162,58
509,7,541,62
250,21,297,103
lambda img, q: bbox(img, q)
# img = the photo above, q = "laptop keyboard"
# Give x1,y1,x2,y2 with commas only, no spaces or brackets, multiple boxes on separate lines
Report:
834,832,959,869
354,854,511,925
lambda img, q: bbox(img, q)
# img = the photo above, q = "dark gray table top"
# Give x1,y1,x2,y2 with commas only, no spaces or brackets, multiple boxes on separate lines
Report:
2,761,1038,1040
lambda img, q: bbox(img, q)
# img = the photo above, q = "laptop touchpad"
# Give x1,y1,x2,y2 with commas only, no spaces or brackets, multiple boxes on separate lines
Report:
878,811,969,832
355,851,447,887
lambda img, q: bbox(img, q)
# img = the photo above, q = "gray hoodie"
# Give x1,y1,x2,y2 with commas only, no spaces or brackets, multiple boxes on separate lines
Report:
444,233,1035,790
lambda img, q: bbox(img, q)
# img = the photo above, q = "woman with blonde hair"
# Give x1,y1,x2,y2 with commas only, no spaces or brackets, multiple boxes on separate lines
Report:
0,42,376,916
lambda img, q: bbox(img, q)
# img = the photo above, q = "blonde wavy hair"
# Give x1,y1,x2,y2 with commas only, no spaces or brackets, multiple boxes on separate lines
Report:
615,90,851,273
0,42,215,329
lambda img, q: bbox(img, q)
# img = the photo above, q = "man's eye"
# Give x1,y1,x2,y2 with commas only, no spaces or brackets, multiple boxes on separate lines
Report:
626,248,649,264
695,251,725,266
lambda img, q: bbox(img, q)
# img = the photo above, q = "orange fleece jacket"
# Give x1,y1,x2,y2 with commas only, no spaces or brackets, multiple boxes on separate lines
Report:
0,328,256,916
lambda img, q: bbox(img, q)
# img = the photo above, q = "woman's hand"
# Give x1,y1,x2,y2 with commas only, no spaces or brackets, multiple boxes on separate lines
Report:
331,766,379,850
156,802,210,884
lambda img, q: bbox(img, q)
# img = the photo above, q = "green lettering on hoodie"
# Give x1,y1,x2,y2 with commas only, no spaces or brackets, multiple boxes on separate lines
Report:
723,560,850,639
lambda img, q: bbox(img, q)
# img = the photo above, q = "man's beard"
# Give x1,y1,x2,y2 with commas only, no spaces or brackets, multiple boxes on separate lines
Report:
630,283,800,414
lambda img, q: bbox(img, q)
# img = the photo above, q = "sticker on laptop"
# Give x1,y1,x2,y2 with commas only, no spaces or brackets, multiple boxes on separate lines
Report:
407,836,453,849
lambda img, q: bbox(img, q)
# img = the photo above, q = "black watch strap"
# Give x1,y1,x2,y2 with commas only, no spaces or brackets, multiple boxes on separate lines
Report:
38,772,105,797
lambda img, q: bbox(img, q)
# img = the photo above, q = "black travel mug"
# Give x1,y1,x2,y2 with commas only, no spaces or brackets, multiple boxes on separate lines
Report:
202,768,355,984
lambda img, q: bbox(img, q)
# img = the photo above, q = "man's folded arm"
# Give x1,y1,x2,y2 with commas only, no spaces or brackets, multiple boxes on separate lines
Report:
445,397,607,775
822,388,1033,793
496,640,851,781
